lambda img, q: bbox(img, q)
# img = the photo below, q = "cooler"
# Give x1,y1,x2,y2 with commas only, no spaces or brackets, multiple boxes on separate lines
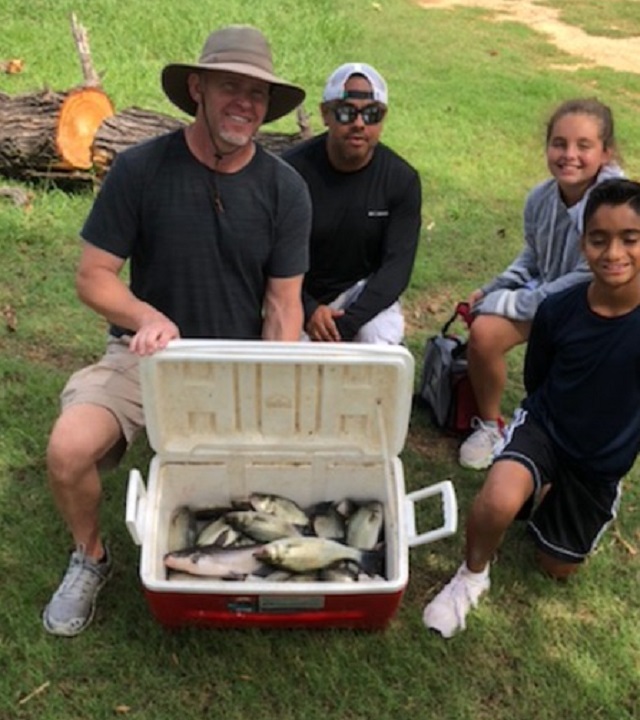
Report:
125,340,457,629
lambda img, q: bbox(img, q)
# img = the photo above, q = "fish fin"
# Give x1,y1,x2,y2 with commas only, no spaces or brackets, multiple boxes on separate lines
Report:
358,545,385,577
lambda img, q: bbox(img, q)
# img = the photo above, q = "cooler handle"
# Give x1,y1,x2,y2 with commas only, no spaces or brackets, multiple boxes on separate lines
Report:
404,480,458,548
125,468,147,546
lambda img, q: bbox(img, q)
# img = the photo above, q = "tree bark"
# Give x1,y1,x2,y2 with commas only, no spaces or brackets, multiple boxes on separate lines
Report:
92,107,186,175
0,86,115,181
93,106,310,175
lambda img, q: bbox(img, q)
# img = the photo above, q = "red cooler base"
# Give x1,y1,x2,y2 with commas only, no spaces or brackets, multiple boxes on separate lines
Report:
144,587,405,630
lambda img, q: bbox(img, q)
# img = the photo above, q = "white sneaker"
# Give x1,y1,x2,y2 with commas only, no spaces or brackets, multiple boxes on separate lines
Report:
422,563,490,638
459,417,504,470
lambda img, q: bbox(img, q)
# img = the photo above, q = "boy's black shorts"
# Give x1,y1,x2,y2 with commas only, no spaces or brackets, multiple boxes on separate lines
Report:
493,409,622,564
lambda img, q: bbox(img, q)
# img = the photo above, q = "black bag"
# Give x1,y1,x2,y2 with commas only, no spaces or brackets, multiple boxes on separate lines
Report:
417,302,478,435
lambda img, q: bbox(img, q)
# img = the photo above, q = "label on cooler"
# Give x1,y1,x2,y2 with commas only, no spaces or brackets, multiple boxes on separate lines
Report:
258,595,325,613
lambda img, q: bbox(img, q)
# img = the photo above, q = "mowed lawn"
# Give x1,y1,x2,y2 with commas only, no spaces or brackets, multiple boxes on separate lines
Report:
1,1,640,719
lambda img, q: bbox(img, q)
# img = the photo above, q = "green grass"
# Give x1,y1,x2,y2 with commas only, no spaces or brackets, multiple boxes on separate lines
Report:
1,1,640,718
541,0,640,39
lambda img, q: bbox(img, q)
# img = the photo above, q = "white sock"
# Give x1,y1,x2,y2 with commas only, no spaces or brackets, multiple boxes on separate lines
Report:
461,562,489,582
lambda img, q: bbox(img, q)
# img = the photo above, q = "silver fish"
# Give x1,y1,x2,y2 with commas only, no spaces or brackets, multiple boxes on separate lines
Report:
285,572,320,583
335,498,357,518
346,501,384,550
255,536,384,575
232,534,262,548
244,569,295,583
225,510,304,543
310,501,346,541
320,560,360,582
247,493,309,527
164,543,266,579
167,506,197,552
196,517,243,547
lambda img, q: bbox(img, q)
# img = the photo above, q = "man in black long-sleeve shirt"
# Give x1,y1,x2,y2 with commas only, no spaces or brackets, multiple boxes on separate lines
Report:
283,62,422,343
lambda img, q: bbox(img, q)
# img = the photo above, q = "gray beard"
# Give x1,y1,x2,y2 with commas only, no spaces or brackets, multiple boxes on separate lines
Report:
219,129,252,148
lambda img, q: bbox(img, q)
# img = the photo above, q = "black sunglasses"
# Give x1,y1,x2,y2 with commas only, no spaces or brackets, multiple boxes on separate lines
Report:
331,103,386,126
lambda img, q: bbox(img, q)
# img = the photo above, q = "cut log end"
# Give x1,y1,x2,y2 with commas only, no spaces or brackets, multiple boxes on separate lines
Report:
56,87,114,169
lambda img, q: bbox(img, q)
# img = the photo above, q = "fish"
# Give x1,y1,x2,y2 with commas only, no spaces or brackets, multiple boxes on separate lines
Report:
284,572,320,583
167,505,198,552
335,498,357,518
244,569,295,583
225,510,304,543
164,543,266,579
319,560,360,582
309,501,347,541
346,500,384,550
246,492,310,527
254,536,384,576
195,516,244,548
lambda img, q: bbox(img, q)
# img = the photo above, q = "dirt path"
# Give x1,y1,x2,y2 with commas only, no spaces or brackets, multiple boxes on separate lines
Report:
417,0,640,75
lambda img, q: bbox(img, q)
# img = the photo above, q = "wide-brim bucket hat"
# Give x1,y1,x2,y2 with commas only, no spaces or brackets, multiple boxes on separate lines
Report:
161,25,305,124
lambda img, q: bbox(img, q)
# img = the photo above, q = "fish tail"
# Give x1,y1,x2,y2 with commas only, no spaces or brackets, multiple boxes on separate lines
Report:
358,544,385,577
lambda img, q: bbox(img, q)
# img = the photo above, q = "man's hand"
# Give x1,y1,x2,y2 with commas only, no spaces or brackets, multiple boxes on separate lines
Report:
305,305,345,342
129,317,180,356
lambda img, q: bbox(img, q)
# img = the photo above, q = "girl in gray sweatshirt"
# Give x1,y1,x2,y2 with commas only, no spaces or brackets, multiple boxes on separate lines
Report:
459,98,624,471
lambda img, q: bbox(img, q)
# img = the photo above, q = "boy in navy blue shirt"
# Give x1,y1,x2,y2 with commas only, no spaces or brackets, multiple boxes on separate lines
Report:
424,178,640,638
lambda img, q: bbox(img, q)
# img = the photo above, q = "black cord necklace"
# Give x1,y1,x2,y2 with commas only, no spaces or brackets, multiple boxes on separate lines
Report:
200,93,249,215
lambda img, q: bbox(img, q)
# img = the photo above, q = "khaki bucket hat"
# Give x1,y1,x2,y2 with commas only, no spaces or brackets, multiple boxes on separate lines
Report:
161,25,305,123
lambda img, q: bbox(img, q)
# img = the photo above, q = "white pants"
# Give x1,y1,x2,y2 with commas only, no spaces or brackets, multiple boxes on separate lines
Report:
306,279,405,345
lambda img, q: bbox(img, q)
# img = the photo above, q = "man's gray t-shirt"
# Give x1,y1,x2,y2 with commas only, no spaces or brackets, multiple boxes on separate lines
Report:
82,130,310,339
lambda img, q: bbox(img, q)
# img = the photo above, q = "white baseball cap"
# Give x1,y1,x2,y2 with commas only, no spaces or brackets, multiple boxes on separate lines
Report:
322,62,388,106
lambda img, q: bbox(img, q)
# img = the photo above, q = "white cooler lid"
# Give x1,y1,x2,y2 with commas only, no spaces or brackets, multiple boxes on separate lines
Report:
139,340,414,459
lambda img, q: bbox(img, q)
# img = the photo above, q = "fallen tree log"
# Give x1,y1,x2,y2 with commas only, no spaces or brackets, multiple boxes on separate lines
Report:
0,13,114,184
0,95,308,185
0,87,114,180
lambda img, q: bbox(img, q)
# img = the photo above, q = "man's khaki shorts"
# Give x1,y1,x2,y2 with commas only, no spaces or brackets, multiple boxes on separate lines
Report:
61,335,145,469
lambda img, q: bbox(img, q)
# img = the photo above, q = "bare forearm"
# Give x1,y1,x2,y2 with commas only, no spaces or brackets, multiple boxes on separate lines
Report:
77,268,167,332
262,302,303,340
262,275,304,341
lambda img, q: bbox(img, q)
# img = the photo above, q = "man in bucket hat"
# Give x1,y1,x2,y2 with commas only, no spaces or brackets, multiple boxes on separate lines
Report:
283,62,421,344
42,25,311,637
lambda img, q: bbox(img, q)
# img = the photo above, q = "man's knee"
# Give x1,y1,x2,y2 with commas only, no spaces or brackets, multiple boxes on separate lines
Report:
47,405,123,483
355,303,404,344
536,550,581,581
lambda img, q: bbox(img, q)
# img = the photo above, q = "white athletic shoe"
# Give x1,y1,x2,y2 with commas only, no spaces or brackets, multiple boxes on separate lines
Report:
459,417,504,470
422,563,490,638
